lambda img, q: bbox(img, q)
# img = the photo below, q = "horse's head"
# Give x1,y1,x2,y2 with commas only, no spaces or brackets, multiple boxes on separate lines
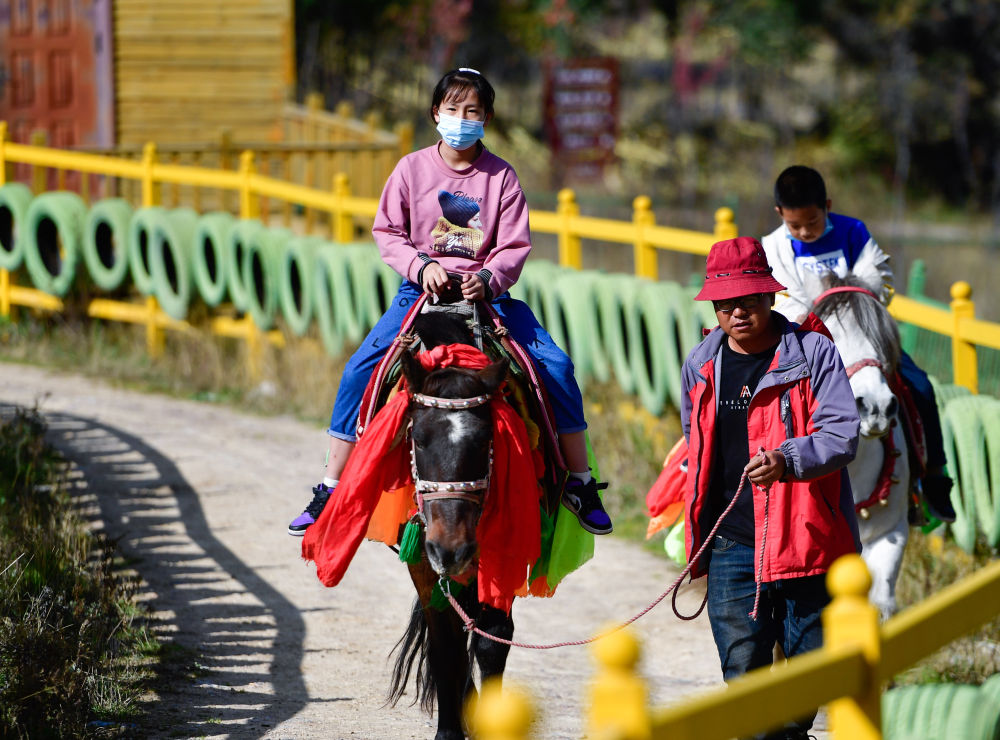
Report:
813,274,902,439
400,314,509,577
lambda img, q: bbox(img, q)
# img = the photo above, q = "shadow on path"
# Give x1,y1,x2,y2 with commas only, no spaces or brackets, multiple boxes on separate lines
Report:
12,405,309,738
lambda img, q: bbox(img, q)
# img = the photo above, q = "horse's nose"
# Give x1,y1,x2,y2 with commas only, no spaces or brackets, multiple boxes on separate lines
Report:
425,541,476,576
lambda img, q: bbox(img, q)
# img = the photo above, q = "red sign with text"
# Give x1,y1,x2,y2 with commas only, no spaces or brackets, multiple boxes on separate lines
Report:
543,58,619,182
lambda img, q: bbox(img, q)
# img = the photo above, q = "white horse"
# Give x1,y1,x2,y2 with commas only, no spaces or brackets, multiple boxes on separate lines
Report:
809,276,911,620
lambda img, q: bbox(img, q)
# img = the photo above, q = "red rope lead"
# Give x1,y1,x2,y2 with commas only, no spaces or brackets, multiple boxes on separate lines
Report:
441,449,767,649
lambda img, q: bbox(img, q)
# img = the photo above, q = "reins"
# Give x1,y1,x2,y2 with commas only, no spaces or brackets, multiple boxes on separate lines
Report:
439,450,769,650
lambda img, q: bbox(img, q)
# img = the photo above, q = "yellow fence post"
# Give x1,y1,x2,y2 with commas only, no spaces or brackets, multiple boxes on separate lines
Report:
306,91,324,114
587,629,651,740
823,554,882,740
0,269,11,318
557,188,581,269
239,150,260,220
396,121,414,157
245,315,262,383
0,121,8,186
470,678,535,740
633,196,657,280
30,130,48,194
141,142,159,207
332,173,354,242
139,144,165,357
143,296,165,357
713,207,738,241
950,281,978,393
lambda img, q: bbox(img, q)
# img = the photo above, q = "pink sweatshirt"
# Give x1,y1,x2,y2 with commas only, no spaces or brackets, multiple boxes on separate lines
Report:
372,143,532,299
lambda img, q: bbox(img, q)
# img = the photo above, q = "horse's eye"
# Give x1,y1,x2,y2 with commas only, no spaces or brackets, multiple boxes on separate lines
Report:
886,397,898,417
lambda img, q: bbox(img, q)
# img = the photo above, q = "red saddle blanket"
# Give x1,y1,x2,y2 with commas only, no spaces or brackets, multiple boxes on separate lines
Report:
301,344,544,614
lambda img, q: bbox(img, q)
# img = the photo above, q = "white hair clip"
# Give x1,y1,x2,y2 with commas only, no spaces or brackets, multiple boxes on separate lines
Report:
458,67,481,75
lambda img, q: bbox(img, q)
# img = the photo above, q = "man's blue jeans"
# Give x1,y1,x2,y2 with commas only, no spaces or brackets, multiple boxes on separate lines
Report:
706,536,829,739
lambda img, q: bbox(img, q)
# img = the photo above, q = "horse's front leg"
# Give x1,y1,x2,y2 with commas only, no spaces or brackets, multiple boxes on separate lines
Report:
410,562,473,740
861,515,909,621
472,603,514,686
425,607,473,740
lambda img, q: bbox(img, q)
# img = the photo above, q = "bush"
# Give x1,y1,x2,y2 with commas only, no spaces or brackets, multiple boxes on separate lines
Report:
0,407,157,738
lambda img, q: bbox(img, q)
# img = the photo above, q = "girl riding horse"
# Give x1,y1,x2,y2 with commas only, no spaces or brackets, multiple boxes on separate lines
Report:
288,68,612,539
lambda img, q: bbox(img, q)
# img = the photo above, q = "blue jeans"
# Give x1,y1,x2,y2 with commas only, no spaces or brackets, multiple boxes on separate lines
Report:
327,281,587,441
707,536,828,739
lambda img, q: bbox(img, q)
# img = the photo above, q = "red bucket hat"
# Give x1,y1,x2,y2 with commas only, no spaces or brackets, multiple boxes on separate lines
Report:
694,236,786,301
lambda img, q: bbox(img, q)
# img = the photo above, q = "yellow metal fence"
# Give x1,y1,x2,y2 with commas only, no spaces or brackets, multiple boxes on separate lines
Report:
470,554,1000,740
1,126,999,394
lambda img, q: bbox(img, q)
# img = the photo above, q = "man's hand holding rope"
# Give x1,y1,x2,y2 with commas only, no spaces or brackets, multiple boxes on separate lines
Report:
745,449,787,487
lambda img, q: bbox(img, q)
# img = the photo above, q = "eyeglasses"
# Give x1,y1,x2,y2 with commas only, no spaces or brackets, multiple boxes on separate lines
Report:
713,294,767,313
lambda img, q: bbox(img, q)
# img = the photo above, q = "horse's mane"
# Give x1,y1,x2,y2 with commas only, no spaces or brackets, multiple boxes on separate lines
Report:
812,274,901,375
411,310,488,399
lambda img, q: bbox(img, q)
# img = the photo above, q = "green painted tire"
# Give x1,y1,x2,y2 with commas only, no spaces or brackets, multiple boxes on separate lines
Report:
538,272,599,389
313,245,365,356
595,274,639,395
23,191,88,296
376,258,404,315
561,270,610,384
944,396,989,551
149,208,198,321
939,402,975,552
82,198,133,292
513,260,560,320
127,207,165,296
975,399,1000,547
279,235,322,337
191,212,234,307
0,182,34,271
226,219,266,313
345,242,392,331
628,280,693,414
242,227,292,331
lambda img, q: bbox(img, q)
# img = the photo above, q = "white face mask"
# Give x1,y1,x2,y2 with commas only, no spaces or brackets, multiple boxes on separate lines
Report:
436,113,485,151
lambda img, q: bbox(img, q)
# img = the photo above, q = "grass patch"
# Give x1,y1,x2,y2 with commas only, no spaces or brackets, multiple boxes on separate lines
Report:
0,406,160,738
892,531,1000,686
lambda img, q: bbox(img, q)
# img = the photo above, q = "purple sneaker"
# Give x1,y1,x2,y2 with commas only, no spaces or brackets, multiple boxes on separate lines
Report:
287,483,334,536
562,477,613,535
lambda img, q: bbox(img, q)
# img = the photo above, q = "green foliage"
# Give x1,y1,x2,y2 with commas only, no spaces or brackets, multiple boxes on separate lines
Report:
0,408,158,738
893,531,1000,686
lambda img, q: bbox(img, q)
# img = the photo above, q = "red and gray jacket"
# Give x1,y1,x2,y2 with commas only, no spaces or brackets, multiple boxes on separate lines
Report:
680,313,861,582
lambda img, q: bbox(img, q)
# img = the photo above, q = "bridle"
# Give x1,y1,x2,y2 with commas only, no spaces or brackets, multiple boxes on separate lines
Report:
408,390,494,520
813,285,901,517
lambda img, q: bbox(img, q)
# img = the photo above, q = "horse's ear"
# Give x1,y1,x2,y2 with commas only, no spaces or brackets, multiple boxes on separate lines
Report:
477,358,509,396
400,349,428,393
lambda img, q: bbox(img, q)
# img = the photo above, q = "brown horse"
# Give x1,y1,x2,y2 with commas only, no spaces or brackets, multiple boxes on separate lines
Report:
387,311,515,740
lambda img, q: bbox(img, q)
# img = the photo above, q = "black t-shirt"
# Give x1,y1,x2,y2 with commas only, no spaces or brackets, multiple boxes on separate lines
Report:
710,339,778,546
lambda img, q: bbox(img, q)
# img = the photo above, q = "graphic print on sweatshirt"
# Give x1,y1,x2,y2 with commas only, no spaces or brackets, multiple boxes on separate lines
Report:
432,189,485,258
792,248,849,278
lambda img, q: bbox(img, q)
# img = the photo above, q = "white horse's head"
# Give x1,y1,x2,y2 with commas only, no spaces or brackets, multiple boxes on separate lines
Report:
811,277,902,439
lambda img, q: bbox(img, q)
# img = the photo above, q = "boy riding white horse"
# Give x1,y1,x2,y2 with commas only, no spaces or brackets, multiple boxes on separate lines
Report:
761,165,955,524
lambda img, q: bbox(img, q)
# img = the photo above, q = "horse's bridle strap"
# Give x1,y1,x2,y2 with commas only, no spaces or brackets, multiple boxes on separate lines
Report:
814,285,879,303
412,392,491,410
416,479,490,494
845,357,884,378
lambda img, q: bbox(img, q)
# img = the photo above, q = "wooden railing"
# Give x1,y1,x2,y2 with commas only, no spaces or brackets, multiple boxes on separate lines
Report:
470,554,1000,740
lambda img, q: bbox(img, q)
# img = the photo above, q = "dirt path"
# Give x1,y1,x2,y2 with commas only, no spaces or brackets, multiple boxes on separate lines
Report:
0,362,824,739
